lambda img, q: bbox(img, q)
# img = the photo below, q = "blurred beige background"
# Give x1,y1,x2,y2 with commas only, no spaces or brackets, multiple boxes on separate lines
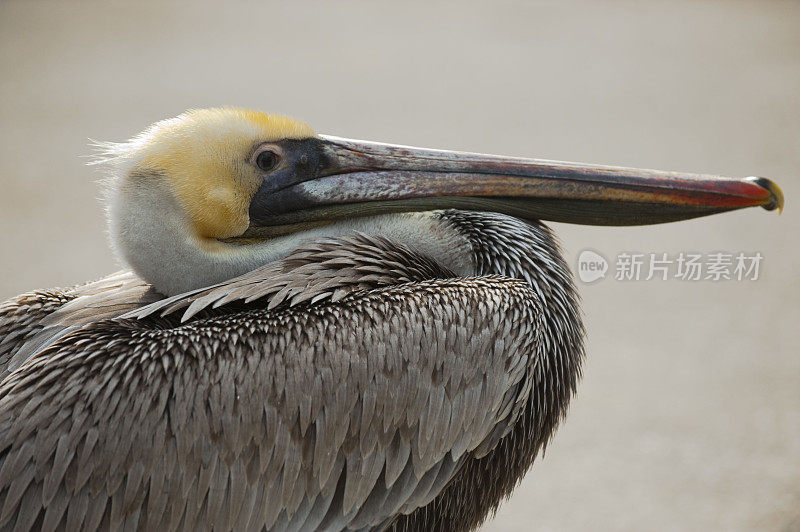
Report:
1,1,798,530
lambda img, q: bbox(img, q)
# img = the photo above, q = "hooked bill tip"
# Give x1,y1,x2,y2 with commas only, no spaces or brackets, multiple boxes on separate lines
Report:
745,176,785,214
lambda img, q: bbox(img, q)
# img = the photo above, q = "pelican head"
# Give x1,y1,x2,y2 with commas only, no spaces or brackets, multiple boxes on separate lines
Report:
100,107,783,295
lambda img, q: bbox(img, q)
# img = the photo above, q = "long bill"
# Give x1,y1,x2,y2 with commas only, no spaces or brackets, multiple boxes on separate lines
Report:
247,136,785,229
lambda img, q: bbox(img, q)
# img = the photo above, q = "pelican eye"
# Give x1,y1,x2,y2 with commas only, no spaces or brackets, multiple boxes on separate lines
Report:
256,150,279,172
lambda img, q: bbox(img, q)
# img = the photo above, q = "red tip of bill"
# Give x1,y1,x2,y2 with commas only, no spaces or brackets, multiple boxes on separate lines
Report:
744,176,785,213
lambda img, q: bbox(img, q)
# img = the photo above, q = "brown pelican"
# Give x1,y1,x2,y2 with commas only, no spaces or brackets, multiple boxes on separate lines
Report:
0,108,783,531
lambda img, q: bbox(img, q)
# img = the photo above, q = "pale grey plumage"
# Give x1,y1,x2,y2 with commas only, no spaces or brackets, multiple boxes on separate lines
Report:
0,211,584,531
0,272,158,380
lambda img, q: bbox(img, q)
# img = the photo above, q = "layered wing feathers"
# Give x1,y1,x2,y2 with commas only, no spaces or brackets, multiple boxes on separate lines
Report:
0,276,541,531
0,233,544,531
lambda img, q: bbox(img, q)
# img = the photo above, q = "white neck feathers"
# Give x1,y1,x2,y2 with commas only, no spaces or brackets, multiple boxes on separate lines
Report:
109,174,474,296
